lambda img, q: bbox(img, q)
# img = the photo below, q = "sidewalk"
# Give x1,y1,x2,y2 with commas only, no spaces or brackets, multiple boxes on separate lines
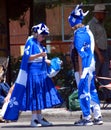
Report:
20,104,111,122
0,103,111,122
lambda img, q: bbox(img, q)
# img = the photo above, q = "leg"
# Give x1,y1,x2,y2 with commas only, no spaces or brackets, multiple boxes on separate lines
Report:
31,110,52,127
90,73,103,125
31,110,42,127
74,73,93,126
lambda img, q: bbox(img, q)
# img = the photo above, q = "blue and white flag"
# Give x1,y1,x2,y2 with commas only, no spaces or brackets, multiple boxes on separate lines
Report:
1,39,30,121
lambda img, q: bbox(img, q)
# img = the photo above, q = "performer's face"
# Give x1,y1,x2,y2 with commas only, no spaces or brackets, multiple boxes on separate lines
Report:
37,34,46,42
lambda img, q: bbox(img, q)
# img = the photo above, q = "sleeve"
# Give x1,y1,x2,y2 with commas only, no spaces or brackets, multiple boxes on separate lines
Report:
74,34,90,58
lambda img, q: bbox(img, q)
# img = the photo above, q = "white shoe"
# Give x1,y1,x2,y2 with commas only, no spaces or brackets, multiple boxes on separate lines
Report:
39,118,53,126
30,119,42,127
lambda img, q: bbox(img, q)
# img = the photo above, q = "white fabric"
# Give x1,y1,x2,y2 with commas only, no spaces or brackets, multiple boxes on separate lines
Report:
74,71,80,87
16,69,27,86
32,113,38,121
90,100,102,119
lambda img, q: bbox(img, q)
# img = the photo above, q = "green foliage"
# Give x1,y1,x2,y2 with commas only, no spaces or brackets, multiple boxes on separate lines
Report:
8,0,32,20
7,0,111,20
8,0,75,20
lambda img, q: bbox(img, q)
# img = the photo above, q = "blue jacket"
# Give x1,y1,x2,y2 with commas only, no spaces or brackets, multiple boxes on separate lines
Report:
0,82,10,108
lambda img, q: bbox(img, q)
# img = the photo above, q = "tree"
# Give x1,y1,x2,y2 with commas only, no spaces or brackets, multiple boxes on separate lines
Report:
7,0,32,20
8,0,111,20
9,0,91,20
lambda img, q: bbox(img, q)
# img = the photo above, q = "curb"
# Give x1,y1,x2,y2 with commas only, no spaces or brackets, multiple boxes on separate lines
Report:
19,107,111,117
1,105,111,122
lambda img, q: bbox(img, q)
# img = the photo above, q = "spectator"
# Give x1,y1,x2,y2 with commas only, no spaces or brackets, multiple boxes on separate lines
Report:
0,82,10,109
88,4,110,85
0,64,10,109
0,65,10,122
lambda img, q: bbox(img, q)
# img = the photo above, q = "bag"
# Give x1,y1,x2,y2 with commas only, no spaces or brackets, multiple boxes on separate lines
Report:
68,89,80,111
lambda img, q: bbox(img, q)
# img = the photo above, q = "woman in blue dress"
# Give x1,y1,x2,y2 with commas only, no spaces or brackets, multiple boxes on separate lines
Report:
22,23,63,127
2,23,63,127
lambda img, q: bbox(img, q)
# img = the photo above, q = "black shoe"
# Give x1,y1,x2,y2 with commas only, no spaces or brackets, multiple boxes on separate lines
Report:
0,118,5,123
74,119,93,126
93,116,103,125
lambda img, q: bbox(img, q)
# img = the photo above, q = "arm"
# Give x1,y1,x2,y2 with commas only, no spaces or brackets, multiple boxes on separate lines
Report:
4,84,14,102
95,44,104,63
78,55,82,76
29,52,51,65
29,52,47,61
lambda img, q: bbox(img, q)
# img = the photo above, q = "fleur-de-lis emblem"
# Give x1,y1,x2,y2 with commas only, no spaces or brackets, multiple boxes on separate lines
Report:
24,45,30,55
9,97,19,108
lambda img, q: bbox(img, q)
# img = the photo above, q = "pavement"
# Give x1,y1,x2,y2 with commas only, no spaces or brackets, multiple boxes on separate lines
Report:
0,102,111,123
18,103,111,122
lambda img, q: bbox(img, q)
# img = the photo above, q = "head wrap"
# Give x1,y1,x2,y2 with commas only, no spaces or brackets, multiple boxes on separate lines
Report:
31,23,49,35
68,4,89,27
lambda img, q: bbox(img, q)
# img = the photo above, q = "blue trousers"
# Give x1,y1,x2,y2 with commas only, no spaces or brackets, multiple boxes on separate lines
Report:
78,68,100,118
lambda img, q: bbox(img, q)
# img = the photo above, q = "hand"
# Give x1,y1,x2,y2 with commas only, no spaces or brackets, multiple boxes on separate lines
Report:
40,52,47,57
98,54,104,63
4,93,11,103
45,59,51,65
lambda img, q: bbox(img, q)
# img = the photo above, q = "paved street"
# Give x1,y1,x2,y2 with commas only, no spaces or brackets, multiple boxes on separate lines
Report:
0,121,111,130
0,105,111,130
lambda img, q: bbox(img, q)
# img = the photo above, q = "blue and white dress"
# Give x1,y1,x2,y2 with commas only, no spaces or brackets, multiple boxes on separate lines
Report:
21,36,63,111
2,36,63,120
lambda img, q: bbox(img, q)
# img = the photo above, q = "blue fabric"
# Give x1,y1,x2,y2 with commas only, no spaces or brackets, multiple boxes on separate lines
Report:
74,27,93,68
47,57,62,77
0,82,10,96
2,37,31,120
3,84,25,120
50,57,62,71
68,5,84,27
0,82,10,108
21,61,62,111
73,26,100,118
68,16,82,27
32,23,49,34
0,96,4,108
2,36,63,120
